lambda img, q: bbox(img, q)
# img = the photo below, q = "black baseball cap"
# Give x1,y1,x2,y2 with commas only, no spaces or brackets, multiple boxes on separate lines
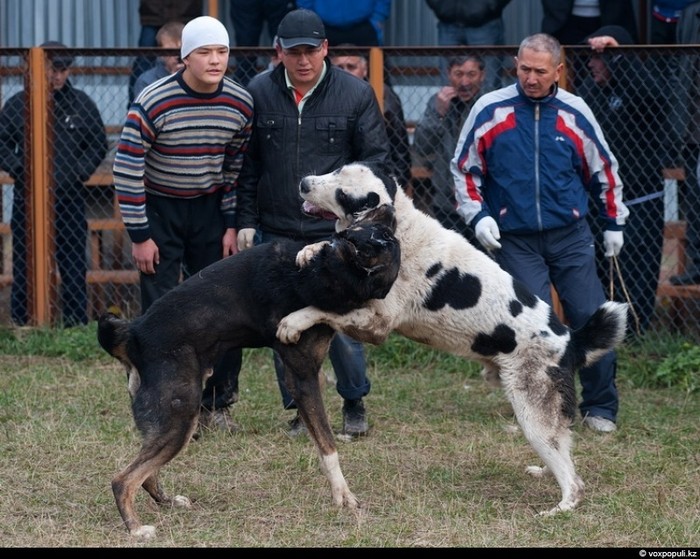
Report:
277,9,326,49
40,41,73,69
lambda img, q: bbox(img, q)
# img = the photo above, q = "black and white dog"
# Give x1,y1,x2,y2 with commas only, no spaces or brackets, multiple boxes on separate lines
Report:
97,204,400,538
277,161,628,516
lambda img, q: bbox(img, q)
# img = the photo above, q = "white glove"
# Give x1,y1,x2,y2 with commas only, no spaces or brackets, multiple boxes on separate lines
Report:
603,230,624,257
237,228,257,251
475,216,502,251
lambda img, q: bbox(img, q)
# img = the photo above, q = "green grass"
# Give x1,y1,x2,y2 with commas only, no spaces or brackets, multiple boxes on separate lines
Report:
0,323,698,547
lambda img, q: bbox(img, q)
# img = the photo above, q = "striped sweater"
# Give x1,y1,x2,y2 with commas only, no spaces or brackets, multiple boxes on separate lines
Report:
113,70,254,243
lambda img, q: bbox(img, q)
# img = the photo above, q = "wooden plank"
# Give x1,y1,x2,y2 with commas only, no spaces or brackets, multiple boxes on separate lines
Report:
86,270,138,284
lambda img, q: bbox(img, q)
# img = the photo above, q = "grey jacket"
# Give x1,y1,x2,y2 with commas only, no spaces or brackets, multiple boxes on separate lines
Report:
237,60,390,240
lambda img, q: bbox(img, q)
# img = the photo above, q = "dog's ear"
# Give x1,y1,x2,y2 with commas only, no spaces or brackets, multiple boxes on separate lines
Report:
359,204,396,232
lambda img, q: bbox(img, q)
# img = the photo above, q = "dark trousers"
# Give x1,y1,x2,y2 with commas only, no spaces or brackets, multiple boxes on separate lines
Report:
324,19,379,46
260,230,371,409
589,196,664,336
141,193,242,411
11,188,88,327
495,220,619,422
229,0,295,85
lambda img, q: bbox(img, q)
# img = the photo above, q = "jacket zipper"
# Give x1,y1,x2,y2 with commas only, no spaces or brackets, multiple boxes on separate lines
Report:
534,101,543,231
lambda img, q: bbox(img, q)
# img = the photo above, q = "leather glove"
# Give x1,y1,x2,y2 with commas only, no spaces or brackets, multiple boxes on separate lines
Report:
475,216,502,251
237,228,257,251
603,230,624,257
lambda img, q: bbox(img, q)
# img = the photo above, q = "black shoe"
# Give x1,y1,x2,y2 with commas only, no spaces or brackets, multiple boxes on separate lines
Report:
198,407,238,435
287,413,308,437
342,398,368,437
669,272,700,286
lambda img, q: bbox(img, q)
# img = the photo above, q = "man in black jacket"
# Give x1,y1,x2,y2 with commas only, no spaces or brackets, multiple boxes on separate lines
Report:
0,42,107,326
236,8,390,437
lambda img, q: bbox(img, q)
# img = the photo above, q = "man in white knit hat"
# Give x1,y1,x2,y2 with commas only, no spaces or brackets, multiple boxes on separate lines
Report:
113,15,253,435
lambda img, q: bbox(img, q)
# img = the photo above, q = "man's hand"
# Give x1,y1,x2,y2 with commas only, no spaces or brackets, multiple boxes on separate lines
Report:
132,239,159,274
475,216,502,251
435,86,458,117
237,228,257,251
603,230,624,257
223,228,238,257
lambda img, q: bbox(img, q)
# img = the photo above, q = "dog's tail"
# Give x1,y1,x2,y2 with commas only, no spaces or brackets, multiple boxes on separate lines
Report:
568,301,628,368
97,311,132,365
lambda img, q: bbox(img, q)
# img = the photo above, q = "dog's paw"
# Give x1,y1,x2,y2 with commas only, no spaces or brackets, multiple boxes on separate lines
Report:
172,495,192,509
277,315,305,344
296,241,329,267
130,524,156,539
525,465,550,478
332,487,359,509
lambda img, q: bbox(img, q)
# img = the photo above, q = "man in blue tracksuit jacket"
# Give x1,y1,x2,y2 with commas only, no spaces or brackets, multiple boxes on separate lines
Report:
452,33,629,433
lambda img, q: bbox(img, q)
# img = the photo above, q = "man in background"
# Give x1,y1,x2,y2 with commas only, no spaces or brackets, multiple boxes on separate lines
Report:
413,55,485,244
132,20,185,100
330,46,411,189
0,41,107,327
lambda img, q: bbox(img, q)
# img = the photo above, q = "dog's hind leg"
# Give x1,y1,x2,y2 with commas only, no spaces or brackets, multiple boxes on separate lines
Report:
505,375,585,516
277,334,359,510
113,377,200,538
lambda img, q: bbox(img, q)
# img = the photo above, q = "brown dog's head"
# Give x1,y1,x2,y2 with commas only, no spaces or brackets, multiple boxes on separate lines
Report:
335,204,400,299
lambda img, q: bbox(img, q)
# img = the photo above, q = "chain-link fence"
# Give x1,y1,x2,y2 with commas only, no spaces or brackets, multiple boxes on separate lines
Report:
0,44,698,342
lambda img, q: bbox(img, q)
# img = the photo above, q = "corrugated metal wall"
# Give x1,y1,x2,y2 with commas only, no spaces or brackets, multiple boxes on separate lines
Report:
0,0,642,50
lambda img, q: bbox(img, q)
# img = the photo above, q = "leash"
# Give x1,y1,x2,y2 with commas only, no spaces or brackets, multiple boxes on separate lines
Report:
607,255,641,337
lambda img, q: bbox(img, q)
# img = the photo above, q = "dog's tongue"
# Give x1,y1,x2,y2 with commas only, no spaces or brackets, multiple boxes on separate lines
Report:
302,200,337,221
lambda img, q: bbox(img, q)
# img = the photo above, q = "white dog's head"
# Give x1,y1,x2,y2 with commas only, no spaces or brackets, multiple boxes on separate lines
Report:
300,162,398,230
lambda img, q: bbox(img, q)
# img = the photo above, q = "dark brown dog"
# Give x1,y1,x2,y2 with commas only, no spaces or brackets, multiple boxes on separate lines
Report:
97,204,400,539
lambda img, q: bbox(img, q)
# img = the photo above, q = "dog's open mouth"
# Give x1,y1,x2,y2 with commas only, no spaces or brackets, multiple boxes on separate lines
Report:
302,200,338,221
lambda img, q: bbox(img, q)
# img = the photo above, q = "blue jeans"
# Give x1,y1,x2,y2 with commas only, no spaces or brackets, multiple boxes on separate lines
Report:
260,230,371,409
495,220,619,422
437,18,506,91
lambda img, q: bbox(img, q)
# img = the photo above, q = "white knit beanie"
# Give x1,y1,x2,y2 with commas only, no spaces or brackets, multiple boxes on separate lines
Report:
180,16,229,59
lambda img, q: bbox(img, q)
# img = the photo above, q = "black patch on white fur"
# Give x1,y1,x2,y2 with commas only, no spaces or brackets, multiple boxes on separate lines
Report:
424,267,481,311
509,299,523,317
426,262,443,278
548,309,568,336
471,323,517,356
513,279,538,308
336,189,380,215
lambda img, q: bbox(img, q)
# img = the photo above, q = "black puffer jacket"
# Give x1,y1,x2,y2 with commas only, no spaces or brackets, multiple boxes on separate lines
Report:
237,60,390,241
0,80,107,198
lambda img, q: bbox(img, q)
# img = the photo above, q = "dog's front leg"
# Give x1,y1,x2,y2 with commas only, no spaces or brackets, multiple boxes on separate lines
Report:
279,343,359,510
277,306,391,345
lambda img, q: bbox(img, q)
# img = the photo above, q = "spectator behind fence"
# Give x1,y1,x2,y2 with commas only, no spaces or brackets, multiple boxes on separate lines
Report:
413,54,485,245
296,0,391,45
452,33,629,433
236,8,390,438
330,46,411,189
425,0,512,90
229,0,295,86
666,1,700,285
541,0,638,44
578,26,667,336
128,0,202,106
0,42,108,327
113,16,254,435
132,20,185,100
650,1,695,44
